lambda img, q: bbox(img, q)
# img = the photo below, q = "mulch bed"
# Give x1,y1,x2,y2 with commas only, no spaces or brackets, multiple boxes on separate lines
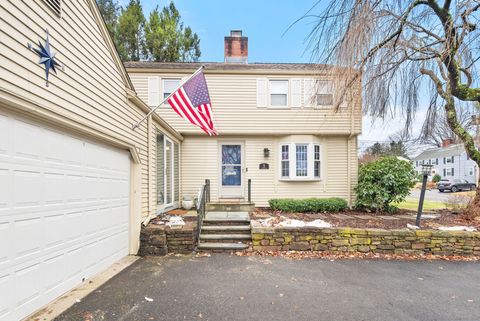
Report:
252,208,480,230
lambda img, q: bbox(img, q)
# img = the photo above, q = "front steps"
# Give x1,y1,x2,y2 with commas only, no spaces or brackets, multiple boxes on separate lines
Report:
206,202,255,213
197,211,252,252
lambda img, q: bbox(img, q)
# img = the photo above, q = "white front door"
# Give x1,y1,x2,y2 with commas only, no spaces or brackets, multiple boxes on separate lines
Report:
0,110,130,321
219,142,244,198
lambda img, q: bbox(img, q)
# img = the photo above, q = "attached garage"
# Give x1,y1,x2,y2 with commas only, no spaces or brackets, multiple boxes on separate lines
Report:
0,110,131,321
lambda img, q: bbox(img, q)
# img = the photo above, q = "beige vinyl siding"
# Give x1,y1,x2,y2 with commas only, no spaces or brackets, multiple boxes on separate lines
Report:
0,1,153,216
180,135,357,207
129,72,362,136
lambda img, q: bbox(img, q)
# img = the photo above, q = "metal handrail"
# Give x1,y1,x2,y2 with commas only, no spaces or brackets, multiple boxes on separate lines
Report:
196,179,210,244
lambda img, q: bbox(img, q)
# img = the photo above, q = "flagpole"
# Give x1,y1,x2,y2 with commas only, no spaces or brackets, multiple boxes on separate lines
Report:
132,65,205,130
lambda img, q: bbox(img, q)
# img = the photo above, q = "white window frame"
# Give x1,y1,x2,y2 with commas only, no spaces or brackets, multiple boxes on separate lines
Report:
315,80,334,107
162,78,181,104
268,79,289,107
279,143,322,180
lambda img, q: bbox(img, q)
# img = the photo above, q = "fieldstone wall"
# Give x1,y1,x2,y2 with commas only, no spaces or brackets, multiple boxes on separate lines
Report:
252,227,480,256
139,222,197,256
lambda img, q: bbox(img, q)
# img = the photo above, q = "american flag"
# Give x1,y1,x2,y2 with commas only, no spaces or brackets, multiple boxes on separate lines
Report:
167,71,218,136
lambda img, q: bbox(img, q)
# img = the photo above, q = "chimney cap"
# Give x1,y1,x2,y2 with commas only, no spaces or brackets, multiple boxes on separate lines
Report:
230,30,243,37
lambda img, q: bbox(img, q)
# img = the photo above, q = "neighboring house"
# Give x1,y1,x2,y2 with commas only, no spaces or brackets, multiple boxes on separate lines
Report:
0,1,181,320
126,30,362,208
412,139,478,183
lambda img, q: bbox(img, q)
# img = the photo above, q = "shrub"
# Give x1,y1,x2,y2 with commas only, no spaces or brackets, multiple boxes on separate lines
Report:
268,198,348,213
432,174,442,183
355,157,416,212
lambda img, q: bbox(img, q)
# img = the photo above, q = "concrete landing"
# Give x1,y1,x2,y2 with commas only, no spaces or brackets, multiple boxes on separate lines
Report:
204,211,250,221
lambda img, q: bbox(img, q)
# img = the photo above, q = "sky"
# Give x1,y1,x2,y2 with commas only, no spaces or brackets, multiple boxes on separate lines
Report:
118,0,442,156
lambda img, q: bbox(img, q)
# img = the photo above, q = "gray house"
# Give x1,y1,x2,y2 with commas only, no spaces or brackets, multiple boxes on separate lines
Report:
412,140,478,183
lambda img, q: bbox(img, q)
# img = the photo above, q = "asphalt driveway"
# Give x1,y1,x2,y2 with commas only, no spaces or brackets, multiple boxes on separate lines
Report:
55,255,480,321
408,188,469,203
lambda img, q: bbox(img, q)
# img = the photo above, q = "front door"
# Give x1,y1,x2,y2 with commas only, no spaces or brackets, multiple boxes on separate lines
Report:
220,143,244,198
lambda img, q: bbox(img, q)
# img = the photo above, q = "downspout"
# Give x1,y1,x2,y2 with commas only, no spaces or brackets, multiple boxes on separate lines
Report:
347,86,357,207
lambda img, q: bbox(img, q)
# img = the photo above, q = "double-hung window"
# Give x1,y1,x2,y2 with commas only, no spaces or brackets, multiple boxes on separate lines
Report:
316,80,333,106
163,78,181,102
280,143,321,180
269,80,288,106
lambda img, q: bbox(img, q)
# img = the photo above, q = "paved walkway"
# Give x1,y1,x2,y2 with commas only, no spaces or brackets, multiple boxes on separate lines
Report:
55,255,480,321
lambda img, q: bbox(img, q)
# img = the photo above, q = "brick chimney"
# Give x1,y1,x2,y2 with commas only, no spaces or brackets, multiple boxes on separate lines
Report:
442,138,454,147
224,30,248,64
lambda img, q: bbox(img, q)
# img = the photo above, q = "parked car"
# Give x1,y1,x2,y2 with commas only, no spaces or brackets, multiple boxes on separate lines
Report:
437,179,476,192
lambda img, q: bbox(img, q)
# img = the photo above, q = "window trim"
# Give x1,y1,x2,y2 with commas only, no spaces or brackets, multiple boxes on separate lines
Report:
162,78,181,106
268,79,289,107
279,143,322,181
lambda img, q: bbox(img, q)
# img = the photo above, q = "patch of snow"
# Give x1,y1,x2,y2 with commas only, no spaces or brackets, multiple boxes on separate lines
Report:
407,223,420,230
277,219,305,227
166,216,185,228
437,226,477,232
252,216,331,228
145,297,154,302
305,219,331,228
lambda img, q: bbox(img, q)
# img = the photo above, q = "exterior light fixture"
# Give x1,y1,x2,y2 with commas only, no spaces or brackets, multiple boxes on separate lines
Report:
263,148,270,157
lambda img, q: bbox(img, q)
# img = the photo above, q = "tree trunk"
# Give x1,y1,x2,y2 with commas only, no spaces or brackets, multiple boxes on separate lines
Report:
464,180,480,220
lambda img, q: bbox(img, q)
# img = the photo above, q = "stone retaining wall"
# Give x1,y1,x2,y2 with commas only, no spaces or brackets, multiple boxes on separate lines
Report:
252,227,480,256
139,222,197,256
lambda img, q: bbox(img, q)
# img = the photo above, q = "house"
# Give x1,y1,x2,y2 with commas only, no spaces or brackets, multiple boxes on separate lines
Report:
125,30,362,208
412,139,478,183
0,1,181,320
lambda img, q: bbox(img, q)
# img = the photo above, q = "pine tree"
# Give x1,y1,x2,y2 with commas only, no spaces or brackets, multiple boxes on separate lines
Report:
116,0,145,61
144,2,201,62
96,0,119,40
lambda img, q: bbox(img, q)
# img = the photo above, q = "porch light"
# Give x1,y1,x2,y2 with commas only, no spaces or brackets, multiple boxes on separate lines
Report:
263,148,270,157
421,164,433,176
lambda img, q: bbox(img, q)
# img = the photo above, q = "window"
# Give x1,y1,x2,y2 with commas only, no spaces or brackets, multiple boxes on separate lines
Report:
314,145,321,178
269,80,288,106
281,145,289,177
44,0,61,15
280,143,321,180
469,167,474,176
296,145,308,177
163,78,181,100
446,156,454,164
445,168,454,176
316,81,333,106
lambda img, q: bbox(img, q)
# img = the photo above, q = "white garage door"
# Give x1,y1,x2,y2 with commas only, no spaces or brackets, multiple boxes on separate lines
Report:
0,111,131,321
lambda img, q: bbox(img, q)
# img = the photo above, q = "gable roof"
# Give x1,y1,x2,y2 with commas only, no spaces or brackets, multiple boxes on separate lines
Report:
412,144,465,161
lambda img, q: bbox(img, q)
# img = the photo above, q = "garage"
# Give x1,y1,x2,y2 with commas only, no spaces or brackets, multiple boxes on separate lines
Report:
0,111,131,321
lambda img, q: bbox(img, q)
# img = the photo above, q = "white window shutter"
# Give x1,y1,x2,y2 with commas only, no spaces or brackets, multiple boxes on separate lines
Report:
256,78,267,107
291,79,302,107
303,79,314,107
148,76,160,107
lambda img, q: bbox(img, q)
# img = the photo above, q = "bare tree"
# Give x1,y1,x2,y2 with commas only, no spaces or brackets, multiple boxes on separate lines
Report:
307,0,480,218
420,106,474,146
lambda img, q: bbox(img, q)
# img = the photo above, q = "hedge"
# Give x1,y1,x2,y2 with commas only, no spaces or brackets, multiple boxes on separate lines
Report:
268,198,348,213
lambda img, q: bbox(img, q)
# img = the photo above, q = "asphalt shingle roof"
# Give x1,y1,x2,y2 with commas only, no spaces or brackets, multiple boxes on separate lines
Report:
412,144,465,161
123,61,336,71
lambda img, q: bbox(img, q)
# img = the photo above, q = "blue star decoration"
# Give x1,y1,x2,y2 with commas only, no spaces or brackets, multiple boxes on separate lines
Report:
27,29,64,87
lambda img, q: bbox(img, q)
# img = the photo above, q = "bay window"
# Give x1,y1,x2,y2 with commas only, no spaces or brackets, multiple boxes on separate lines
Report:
280,143,321,180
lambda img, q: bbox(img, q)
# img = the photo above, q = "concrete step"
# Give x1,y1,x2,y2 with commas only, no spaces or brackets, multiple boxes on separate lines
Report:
201,225,251,234
200,234,252,242
197,242,249,251
203,211,251,225
207,202,255,213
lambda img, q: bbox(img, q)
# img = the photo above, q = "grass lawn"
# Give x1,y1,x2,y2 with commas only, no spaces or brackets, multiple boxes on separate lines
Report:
395,199,447,211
